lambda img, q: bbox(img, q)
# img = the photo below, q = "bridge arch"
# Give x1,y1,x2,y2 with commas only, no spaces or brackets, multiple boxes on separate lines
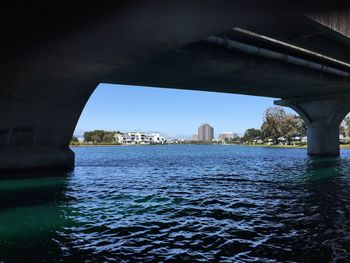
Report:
2,3,350,171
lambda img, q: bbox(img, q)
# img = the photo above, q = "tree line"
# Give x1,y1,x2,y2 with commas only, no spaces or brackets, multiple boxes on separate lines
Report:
340,116,350,138
241,107,306,144
71,130,121,145
70,107,350,146
240,107,350,145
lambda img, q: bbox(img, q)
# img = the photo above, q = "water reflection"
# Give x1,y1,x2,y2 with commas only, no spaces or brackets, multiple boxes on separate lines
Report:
294,157,350,262
0,171,71,262
0,172,71,210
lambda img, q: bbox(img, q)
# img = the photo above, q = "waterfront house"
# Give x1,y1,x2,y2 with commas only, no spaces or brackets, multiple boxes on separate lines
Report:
278,137,287,145
266,138,277,145
253,137,263,144
290,134,307,144
115,131,166,145
218,132,238,142
340,134,347,144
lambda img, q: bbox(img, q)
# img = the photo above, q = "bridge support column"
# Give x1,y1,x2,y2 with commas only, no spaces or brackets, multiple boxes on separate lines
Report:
306,121,340,156
0,145,74,172
275,97,350,156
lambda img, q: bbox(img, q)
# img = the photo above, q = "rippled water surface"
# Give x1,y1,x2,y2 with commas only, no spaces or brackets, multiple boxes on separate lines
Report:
1,145,350,262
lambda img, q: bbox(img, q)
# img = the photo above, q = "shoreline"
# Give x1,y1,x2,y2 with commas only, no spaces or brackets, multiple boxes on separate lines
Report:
70,144,137,147
243,144,306,149
70,143,350,149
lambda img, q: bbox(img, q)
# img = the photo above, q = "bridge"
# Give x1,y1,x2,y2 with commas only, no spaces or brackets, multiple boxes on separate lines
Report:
2,1,350,171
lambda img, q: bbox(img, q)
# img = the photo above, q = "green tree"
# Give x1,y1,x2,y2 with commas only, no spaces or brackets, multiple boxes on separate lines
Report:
340,123,346,137
261,107,286,141
83,130,119,144
294,115,307,135
70,136,79,145
281,115,306,144
341,115,350,137
242,128,262,143
226,136,241,144
261,107,306,144
90,134,101,143
103,133,116,143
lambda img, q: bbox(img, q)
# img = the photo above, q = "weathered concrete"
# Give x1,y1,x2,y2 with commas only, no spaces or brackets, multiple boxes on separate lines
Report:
0,146,74,171
2,2,350,171
307,11,350,39
275,97,350,156
307,124,340,156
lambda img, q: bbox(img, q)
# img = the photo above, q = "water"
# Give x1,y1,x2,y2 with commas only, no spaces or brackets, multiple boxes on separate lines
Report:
1,145,350,262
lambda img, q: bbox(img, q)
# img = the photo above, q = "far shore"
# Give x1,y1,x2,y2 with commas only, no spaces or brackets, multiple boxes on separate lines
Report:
70,144,133,147
243,144,306,149
248,144,350,149
70,143,350,149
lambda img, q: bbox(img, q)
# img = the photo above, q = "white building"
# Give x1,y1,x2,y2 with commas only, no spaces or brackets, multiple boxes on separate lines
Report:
218,132,238,142
266,138,277,145
340,134,347,144
146,132,166,144
115,131,166,145
278,137,287,145
292,134,307,144
253,137,263,144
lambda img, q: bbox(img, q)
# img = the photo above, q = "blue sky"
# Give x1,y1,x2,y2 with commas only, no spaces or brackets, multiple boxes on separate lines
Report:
74,83,293,139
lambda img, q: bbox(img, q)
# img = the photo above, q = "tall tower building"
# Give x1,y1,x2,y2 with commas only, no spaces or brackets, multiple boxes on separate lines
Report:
198,124,214,142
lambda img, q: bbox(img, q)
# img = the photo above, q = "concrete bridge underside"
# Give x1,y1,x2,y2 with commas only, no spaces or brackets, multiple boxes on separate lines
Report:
2,1,350,171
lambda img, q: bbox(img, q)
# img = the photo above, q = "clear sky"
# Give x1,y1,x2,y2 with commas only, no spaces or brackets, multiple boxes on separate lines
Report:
74,83,294,139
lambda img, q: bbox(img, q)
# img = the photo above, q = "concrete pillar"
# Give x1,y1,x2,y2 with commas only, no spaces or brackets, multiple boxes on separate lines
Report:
275,97,350,156
307,122,340,156
0,145,74,172
0,79,96,173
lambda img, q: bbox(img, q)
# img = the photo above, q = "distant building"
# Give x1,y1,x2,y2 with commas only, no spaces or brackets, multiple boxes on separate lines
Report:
278,137,287,145
292,134,307,144
253,137,263,144
266,138,277,145
218,132,237,142
168,139,180,144
340,134,347,144
292,134,344,144
115,131,166,144
198,124,214,142
192,134,198,141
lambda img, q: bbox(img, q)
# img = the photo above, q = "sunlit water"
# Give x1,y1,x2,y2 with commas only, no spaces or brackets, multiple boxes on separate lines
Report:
1,145,350,262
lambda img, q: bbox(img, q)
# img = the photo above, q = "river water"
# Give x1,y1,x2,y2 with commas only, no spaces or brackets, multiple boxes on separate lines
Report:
1,145,350,262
